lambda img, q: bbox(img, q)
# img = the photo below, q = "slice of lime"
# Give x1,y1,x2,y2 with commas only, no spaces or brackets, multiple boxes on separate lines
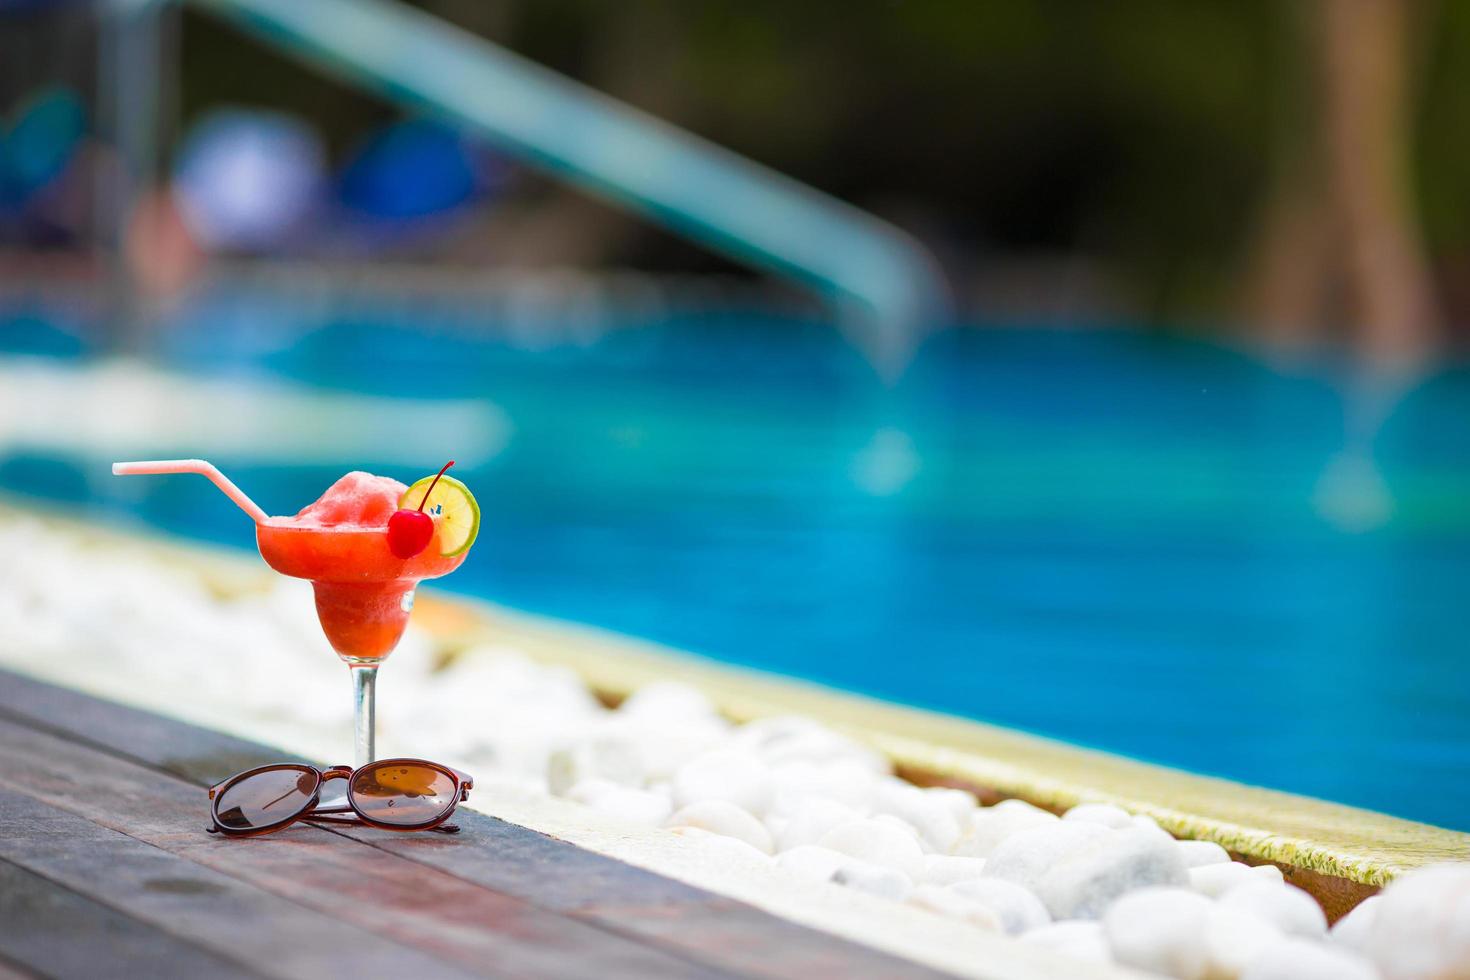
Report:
399,474,479,557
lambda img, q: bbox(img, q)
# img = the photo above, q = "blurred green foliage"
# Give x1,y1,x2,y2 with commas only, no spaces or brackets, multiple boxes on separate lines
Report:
176,0,1468,323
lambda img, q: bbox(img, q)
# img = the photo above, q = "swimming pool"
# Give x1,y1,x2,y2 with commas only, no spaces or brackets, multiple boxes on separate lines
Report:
5,284,1469,830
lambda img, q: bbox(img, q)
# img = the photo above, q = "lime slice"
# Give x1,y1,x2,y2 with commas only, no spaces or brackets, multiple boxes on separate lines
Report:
399,474,479,557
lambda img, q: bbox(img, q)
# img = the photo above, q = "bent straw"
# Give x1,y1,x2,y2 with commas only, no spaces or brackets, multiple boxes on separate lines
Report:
112,459,271,525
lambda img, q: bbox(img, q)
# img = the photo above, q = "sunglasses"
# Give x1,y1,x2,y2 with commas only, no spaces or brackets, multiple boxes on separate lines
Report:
207,759,473,837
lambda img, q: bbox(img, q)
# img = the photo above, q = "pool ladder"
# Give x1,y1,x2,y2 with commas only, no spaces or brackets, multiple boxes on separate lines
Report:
103,0,951,376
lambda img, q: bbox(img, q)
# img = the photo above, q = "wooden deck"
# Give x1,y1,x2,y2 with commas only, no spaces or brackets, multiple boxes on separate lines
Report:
0,669,948,980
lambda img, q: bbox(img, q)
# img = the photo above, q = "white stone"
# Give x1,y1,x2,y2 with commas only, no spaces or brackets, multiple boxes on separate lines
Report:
672,750,774,817
773,797,863,851
1176,839,1232,868
1063,803,1133,829
1362,862,1470,980
818,818,926,880
949,878,1051,934
831,860,912,901
907,885,1003,931
920,854,989,886
924,786,979,824
730,715,888,773
1189,861,1284,898
987,824,1185,920
1203,905,1285,979
546,737,644,795
1128,811,1164,834
1043,826,1188,920
1330,895,1380,954
1020,921,1112,964
952,798,1059,858
1240,938,1380,980
1104,887,1213,980
871,812,924,842
666,800,774,854
618,680,720,723
872,780,963,853
1219,881,1327,939
980,821,1110,892
603,715,728,782
774,845,851,884
586,786,672,825
769,759,879,814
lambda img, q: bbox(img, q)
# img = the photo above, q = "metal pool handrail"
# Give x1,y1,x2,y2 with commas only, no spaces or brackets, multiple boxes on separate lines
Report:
183,0,951,374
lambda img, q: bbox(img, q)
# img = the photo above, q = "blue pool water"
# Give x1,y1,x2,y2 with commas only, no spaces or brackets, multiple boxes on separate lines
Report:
4,289,1470,830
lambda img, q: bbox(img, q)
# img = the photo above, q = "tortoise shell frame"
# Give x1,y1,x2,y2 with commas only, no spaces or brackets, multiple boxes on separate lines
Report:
206,758,473,838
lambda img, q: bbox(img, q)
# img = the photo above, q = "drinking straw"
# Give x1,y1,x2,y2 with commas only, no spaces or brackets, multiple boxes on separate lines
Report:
112,459,271,524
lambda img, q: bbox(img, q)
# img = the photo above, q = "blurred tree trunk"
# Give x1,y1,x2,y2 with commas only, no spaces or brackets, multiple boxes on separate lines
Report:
1248,0,1440,368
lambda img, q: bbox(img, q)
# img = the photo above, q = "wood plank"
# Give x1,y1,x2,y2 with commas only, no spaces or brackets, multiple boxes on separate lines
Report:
0,670,949,980
0,788,480,980
0,858,256,980
0,956,39,980
0,670,292,784
0,718,725,980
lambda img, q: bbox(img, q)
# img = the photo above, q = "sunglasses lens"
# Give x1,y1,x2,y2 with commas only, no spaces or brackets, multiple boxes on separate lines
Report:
351,762,457,826
215,766,318,831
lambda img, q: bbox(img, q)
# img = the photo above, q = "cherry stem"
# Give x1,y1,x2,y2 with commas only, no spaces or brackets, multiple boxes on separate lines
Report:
417,460,455,512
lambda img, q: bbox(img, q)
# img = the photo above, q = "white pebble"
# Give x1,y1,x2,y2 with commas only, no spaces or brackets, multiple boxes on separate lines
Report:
546,737,644,795
952,798,1059,858
666,800,774,854
924,786,979,824
586,786,672,825
907,885,1003,931
769,759,879,814
1176,839,1232,868
871,812,925,843
774,845,851,883
920,854,989,886
774,797,862,852
873,780,962,853
831,860,913,901
619,681,719,723
1189,861,1284,898
672,750,774,816
1363,862,1470,980
1240,938,1380,980
1104,887,1213,980
1047,827,1188,920
1063,803,1133,829
731,715,888,773
1203,905,1285,979
1020,921,1113,964
1219,881,1327,939
819,818,925,880
981,821,1111,892
1330,895,1380,953
949,878,1051,934
1131,813,1170,837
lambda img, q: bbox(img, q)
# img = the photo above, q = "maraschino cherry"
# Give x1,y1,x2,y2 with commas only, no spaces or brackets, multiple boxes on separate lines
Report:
387,460,454,558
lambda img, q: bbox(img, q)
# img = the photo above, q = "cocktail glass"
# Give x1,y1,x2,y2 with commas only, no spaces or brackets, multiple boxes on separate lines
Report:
255,519,465,764
113,460,467,766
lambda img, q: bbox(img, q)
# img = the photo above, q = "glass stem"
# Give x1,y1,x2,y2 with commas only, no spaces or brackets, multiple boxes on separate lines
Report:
351,664,378,768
